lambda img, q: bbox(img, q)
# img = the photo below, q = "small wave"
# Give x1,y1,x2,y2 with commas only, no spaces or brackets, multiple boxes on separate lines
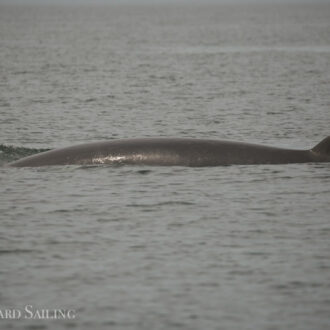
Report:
0,144,51,166
0,249,37,254
127,201,195,208
136,169,152,175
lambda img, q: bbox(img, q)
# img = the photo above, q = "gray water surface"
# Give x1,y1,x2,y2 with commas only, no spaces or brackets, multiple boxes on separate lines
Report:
1,3,330,330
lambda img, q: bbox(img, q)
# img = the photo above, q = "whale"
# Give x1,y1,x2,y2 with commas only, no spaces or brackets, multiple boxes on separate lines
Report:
8,136,330,167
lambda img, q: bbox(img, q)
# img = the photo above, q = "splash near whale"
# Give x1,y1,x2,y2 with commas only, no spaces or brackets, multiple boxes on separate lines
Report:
8,137,330,167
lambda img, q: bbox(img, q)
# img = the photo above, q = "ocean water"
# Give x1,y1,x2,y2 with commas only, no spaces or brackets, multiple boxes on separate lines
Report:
1,3,330,329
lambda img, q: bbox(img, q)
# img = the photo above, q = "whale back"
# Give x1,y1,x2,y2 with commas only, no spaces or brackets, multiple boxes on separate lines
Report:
8,137,330,167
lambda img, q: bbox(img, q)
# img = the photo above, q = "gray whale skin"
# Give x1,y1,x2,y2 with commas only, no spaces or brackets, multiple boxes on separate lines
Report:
9,136,330,167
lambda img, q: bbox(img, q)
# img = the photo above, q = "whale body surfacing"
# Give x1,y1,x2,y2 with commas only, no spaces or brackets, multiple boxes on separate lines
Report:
8,136,330,167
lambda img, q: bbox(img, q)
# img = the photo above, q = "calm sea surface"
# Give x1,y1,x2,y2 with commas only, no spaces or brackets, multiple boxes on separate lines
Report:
0,3,330,329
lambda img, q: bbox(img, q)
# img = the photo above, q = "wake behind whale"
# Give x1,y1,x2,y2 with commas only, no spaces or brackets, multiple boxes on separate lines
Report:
8,136,330,167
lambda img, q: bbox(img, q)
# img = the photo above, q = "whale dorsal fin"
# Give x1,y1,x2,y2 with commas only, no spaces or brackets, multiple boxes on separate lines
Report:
312,136,330,155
